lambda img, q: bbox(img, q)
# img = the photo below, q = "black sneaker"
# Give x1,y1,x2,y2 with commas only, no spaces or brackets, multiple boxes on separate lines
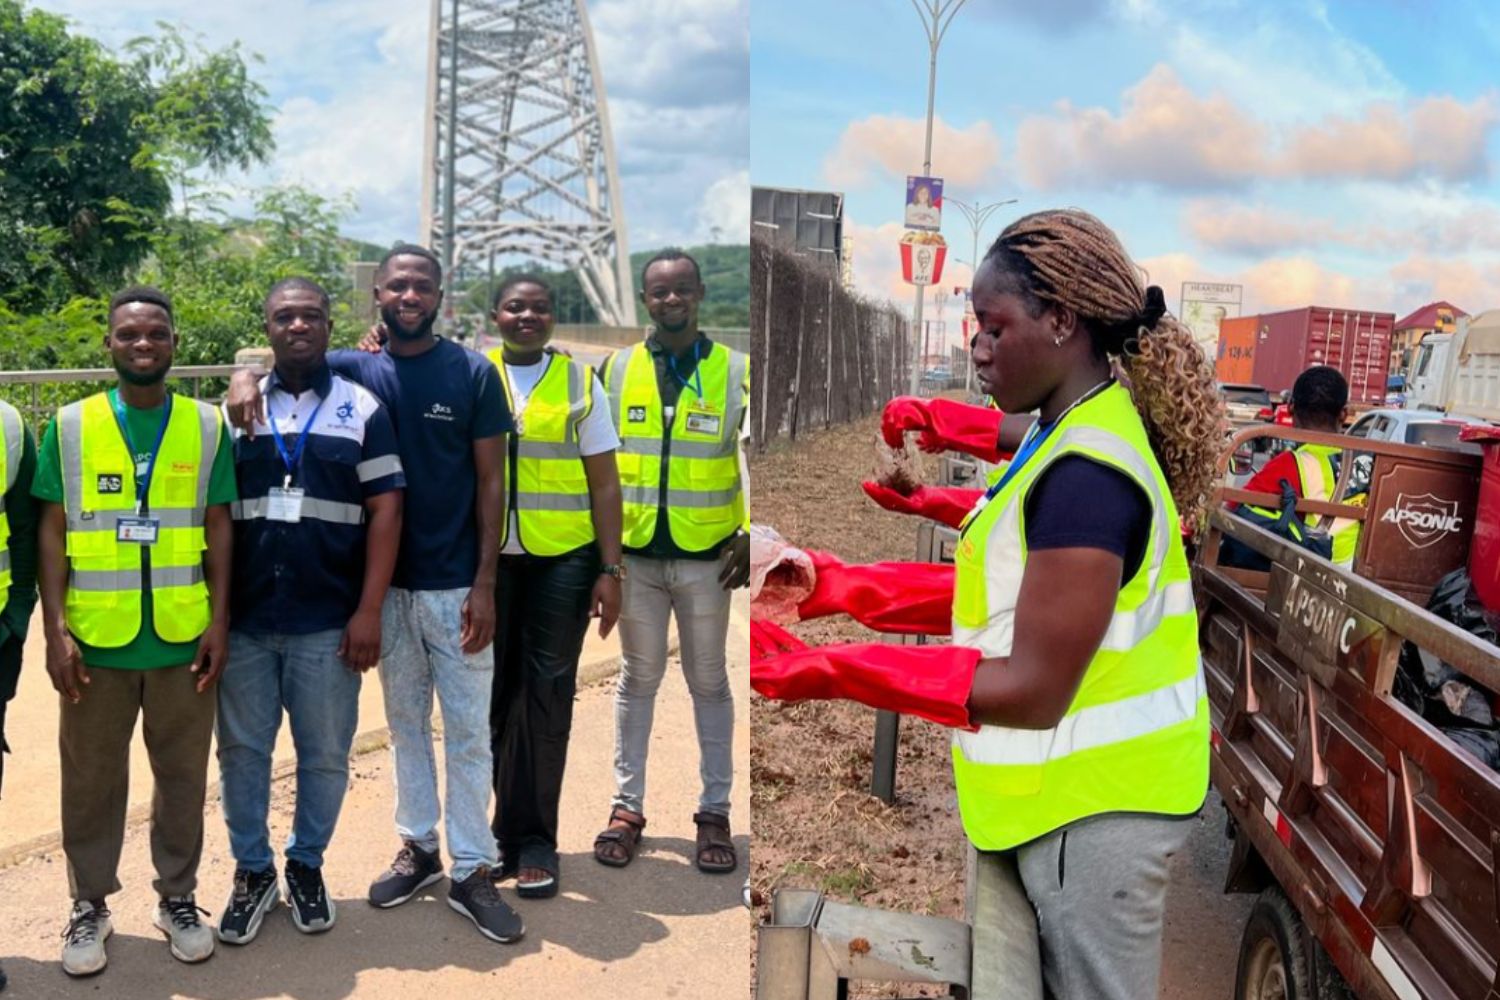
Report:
217,867,279,945
368,841,444,908
285,859,335,934
447,867,524,943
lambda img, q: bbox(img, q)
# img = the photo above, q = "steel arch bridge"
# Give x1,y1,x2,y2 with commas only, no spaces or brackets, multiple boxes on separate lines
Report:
422,0,635,326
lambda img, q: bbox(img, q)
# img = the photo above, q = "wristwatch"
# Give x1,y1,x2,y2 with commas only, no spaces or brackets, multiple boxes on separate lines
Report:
601,563,628,582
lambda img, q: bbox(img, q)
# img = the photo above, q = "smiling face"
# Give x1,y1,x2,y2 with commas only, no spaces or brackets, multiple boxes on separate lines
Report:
640,258,704,336
914,185,932,207
969,259,1071,413
106,302,176,386
375,254,443,340
265,286,330,371
492,281,555,352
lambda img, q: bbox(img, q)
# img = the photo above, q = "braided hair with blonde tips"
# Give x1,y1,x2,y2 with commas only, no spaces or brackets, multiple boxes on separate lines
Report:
983,209,1228,529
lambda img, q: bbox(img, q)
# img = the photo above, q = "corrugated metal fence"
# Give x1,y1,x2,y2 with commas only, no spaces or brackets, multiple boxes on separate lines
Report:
751,239,913,450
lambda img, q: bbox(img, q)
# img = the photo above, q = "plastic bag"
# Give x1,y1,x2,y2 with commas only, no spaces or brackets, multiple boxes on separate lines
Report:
749,524,816,624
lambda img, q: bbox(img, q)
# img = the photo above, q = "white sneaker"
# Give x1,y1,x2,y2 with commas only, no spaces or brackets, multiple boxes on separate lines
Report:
154,896,216,963
61,900,112,977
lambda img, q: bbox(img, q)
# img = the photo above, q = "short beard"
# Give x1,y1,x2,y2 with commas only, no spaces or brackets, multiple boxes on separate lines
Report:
655,316,692,336
114,359,168,386
382,304,437,341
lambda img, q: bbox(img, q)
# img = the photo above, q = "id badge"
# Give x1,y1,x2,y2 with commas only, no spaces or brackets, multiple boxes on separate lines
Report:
116,516,160,544
685,405,722,436
266,487,306,523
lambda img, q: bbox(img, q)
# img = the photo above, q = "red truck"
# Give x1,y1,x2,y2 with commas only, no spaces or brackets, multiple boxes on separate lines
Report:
1216,307,1395,407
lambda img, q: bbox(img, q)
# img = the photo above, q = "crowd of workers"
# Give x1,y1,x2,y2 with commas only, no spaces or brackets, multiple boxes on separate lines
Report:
0,244,749,984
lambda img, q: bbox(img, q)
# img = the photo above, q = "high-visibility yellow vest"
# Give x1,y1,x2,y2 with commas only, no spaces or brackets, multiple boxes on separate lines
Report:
56,392,222,647
950,383,1209,851
487,350,598,557
603,342,748,552
1244,444,1361,569
0,400,24,617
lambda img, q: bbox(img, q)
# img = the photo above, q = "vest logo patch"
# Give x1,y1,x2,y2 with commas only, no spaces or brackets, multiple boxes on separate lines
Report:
628,406,647,423
96,473,123,495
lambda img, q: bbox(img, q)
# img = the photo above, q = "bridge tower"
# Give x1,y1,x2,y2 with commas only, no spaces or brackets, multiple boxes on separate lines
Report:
422,0,635,327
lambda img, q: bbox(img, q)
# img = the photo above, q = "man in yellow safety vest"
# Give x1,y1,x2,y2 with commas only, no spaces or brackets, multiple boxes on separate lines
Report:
593,250,749,876
33,286,236,978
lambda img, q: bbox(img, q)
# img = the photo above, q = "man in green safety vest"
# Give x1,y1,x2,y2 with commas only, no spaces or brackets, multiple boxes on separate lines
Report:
33,286,236,978
593,250,749,876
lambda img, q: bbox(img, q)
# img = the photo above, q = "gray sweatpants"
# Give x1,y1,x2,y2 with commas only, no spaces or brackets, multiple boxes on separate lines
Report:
968,814,1193,1000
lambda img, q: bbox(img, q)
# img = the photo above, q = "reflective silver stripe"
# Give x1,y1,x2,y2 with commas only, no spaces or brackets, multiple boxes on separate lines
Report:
66,508,203,533
518,440,583,460
58,401,86,520
356,454,403,482
0,551,10,573
0,401,22,494
1099,580,1196,652
565,361,584,445
514,491,592,512
956,669,1206,766
150,564,205,589
672,439,738,459
725,349,749,438
622,486,740,509
232,496,365,525
619,438,663,457
193,400,219,511
604,346,638,430
68,568,134,592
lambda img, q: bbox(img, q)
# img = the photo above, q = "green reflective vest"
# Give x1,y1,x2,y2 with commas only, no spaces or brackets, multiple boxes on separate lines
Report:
57,392,222,647
488,350,598,557
951,383,1209,851
0,400,23,616
1244,444,1361,568
603,342,748,552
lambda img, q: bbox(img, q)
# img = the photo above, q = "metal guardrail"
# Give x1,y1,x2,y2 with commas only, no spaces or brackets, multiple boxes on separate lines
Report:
0,365,256,428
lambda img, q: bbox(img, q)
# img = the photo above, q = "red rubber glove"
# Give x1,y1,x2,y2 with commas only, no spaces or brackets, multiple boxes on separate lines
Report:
751,620,980,731
862,481,983,529
882,397,1007,464
796,549,953,636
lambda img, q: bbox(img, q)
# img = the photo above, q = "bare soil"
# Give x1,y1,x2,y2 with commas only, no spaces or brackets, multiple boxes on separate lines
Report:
750,413,963,998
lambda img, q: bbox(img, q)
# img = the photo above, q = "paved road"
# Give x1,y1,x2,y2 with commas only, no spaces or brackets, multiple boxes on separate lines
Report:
0,595,750,998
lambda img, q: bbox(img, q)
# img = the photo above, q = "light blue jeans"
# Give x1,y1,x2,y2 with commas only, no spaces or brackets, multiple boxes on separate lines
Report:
379,587,497,881
614,556,734,818
217,629,361,871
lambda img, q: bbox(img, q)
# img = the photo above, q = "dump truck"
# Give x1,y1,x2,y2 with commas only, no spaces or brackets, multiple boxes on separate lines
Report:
1406,309,1500,422
1197,421,1500,999
1215,307,1395,407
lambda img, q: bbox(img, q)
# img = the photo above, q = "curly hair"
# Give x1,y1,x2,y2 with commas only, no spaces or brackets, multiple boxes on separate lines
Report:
985,209,1227,528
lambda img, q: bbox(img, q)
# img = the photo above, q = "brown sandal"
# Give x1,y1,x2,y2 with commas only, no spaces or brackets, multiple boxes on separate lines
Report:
693,811,737,874
593,807,646,868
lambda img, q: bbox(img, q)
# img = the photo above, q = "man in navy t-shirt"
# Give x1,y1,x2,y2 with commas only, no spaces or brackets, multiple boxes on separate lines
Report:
227,245,522,945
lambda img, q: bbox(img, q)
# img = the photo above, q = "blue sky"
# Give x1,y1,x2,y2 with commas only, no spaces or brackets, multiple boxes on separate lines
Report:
752,0,1500,344
30,0,749,253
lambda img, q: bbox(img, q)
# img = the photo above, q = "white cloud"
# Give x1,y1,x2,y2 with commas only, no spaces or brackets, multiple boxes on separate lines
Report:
698,170,751,243
823,115,1003,190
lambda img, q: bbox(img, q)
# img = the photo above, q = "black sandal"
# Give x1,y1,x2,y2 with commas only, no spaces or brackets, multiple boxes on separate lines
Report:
593,808,646,868
693,811,737,874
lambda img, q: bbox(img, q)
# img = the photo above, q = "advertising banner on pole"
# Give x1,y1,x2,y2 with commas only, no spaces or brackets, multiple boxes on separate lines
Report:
1180,281,1242,353
900,231,947,286
904,175,944,231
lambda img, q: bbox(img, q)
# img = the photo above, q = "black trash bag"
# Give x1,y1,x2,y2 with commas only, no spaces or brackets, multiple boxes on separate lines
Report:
1219,477,1334,572
1396,567,1500,769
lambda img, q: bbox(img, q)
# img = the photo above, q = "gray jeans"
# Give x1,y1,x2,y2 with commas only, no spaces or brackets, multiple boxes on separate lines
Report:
968,814,1193,1000
613,555,733,817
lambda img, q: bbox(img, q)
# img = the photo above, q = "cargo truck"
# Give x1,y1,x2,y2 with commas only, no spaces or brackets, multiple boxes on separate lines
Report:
1215,307,1395,407
1406,309,1500,421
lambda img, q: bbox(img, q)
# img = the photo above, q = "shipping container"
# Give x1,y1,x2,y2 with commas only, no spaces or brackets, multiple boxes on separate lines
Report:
1215,306,1393,405
1214,316,1258,384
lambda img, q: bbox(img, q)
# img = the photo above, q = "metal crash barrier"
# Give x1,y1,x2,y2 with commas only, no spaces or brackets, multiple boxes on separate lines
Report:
756,888,971,999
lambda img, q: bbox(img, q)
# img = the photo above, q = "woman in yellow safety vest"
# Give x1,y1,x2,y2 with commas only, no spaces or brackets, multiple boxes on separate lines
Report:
484,276,624,900
754,210,1226,1000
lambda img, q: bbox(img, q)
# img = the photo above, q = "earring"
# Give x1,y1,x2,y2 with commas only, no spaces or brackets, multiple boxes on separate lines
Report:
1053,334,1065,347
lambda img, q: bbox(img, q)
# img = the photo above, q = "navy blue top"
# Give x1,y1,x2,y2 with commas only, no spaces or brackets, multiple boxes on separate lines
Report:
1025,456,1151,581
328,340,511,590
229,366,406,634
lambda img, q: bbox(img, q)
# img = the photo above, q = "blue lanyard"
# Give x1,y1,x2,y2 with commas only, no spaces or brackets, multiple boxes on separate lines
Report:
110,391,172,513
267,389,328,487
988,418,1056,499
665,339,703,400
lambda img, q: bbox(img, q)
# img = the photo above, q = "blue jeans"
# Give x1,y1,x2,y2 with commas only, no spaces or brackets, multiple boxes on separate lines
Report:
217,629,361,871
379,587,497,882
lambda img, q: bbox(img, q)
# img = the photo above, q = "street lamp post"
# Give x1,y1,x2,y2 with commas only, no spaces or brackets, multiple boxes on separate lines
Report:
947,196,1019,286
904,0,969,397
